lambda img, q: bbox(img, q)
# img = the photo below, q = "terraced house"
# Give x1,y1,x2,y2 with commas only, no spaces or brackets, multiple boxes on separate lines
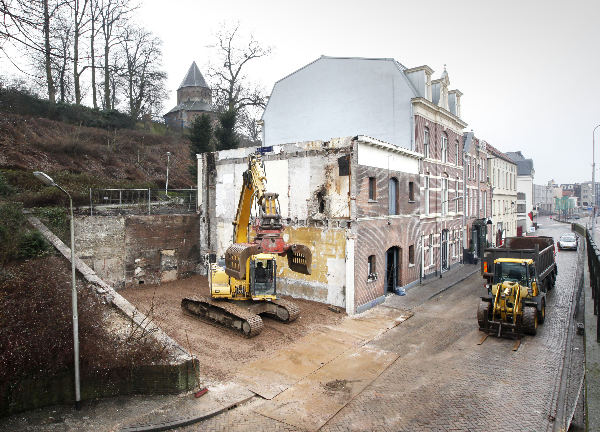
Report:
261,56,468,282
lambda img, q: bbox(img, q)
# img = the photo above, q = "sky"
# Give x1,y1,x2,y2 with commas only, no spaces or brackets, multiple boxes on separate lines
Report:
4,0,600,185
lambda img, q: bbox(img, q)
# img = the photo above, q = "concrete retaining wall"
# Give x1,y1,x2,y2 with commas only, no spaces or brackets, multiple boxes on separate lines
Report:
74,214,201,288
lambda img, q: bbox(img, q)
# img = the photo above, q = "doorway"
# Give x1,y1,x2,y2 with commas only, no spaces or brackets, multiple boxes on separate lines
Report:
385,247,402,293
441,230,449,271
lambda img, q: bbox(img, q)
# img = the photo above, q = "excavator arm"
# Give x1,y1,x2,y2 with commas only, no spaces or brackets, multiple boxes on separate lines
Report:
225,153,312,280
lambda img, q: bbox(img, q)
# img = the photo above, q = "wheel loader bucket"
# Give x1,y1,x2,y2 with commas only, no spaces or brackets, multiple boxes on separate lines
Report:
286,244,312,275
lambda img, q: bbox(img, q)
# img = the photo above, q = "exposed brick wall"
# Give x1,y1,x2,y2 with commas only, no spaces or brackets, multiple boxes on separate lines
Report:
124,215,200,286
354,217,420,309
353,164,421,309
355,166,420,218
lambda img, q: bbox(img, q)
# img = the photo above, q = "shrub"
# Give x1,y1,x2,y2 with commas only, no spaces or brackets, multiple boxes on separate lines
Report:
0,203,26,264
0,85,135,130
17,231,51,259
0,173,13,196
0,256,168,389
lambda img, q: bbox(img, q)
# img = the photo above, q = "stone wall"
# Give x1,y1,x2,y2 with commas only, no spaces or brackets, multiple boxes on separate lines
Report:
75,214,200,288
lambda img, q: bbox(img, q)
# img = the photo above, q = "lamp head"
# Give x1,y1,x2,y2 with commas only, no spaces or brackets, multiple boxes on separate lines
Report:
33,171,56,187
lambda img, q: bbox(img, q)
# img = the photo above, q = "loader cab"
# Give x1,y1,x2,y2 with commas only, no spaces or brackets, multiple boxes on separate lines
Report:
493,259,537,294
249,254,276,298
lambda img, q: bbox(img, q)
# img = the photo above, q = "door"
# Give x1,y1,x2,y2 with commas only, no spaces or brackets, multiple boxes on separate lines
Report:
385,247,402,292
441,230,448,271
472,227,479,257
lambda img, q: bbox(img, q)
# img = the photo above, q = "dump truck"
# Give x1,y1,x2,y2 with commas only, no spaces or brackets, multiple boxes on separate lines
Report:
478,236,557,337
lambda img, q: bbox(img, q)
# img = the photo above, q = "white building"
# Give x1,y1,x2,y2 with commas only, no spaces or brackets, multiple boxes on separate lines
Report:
487,144,517,244
506,151,535,235
261,56,463,150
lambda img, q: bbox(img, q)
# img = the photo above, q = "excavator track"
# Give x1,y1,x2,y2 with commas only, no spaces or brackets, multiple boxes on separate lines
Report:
269,298,300,322
181,296,264,337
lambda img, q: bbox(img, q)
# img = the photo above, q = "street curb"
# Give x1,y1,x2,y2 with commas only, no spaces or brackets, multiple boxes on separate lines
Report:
425,267,480,303
119,395,255,432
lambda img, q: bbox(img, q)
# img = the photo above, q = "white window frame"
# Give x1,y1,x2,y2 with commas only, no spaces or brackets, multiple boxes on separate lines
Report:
424,175,430,214
423,128,430,158
442,177,448,216
441,135,448,163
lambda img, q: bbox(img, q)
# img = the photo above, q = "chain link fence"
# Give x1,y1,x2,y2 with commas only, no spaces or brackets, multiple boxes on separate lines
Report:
89,188,197,215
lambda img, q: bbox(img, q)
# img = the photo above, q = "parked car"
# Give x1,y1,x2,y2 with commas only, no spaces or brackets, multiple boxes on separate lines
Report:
558,233,578,250
572,214,581,220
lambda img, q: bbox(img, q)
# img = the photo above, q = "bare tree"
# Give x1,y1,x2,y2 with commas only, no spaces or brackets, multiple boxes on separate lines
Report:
98,0,130,110
69,0,89,105
119,25,166,120
51,9,73,102
1,0,65,103
88,0,100,108
208,23,270,114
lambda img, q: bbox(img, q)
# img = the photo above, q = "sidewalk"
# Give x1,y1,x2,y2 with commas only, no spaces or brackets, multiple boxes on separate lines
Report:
584,253,600,432
0,264,479,432
384,262,480,311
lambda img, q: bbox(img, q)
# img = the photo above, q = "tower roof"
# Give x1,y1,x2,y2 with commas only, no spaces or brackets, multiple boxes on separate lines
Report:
178,61,208,89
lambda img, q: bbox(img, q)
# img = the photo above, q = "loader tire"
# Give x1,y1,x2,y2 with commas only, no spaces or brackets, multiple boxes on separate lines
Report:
477,301,491,330
538,299,546,324
523,306,538,335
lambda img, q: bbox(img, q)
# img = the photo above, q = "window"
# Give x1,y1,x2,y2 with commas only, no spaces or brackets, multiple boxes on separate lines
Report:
465,189,469,217
455,141,460,165
441,177,448,216
367,255,376,281
409,245,415,265
429,234,434,265
423,128,430,158
389,177,399,215
424,175,430,214
409,181,415,202
368,177,376,200
441,134,448,163
517,203,526,213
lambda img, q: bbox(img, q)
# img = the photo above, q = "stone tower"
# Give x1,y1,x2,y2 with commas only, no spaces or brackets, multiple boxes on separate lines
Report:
164,62,214,130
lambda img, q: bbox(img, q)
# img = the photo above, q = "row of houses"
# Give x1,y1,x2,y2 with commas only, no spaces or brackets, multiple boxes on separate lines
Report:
188,56,536,314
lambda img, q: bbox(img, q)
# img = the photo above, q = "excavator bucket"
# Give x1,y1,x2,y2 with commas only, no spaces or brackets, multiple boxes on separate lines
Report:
286,244,312,275
225,243,260,280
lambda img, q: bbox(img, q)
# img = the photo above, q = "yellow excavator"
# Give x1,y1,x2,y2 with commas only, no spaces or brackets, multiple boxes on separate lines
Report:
182,153,312,337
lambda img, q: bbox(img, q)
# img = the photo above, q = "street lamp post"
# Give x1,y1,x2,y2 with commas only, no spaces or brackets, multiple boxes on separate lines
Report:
593,125,600,236
165,151,171,196
33,171,81,410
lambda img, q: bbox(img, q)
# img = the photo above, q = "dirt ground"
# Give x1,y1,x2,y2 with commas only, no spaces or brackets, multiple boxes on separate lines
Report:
119,275,346,384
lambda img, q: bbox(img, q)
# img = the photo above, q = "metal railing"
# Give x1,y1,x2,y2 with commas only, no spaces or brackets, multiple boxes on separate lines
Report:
89,188,197,215
586,226,600,342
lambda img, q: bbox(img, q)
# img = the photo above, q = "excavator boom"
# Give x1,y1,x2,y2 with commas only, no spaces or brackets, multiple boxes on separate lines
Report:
227,153,312,276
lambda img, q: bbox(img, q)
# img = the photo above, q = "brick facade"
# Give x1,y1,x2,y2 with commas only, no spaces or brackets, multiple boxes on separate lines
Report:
353,164,421,308
414,114,464,277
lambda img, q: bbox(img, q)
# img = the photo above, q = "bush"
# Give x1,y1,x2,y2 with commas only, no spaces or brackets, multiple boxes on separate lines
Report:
17,231,51,259
0,85,135,130
0,257,168,389
0,173,13,196
0,203,53,263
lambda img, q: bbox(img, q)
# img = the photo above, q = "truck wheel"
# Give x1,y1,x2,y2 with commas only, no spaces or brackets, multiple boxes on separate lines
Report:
523,306,538,335
538,299,545,324
477,301,491,330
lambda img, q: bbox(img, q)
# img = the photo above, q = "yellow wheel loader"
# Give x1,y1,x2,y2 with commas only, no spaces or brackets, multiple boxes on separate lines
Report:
479,236,557,338
182,153,312,337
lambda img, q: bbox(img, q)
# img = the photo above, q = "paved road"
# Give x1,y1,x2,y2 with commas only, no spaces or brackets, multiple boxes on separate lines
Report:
184,217,582,431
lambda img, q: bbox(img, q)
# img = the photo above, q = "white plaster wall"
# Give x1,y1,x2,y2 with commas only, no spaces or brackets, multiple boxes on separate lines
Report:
263,57,415,149
264,159,289,218
517,176,534,231
357,142,419,174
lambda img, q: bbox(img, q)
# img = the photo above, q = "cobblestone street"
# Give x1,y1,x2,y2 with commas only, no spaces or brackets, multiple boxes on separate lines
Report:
183,219,583,432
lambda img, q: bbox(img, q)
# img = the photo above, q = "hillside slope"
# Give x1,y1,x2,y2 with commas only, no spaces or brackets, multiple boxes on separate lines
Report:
0,112,195,205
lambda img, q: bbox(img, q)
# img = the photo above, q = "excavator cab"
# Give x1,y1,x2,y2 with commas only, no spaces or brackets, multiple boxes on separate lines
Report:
249,254,276,297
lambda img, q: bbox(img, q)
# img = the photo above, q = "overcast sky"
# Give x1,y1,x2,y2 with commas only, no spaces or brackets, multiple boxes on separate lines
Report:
4,0,599,185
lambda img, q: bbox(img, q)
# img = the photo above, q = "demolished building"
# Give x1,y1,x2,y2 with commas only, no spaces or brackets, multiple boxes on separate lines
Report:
198,136,422,314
